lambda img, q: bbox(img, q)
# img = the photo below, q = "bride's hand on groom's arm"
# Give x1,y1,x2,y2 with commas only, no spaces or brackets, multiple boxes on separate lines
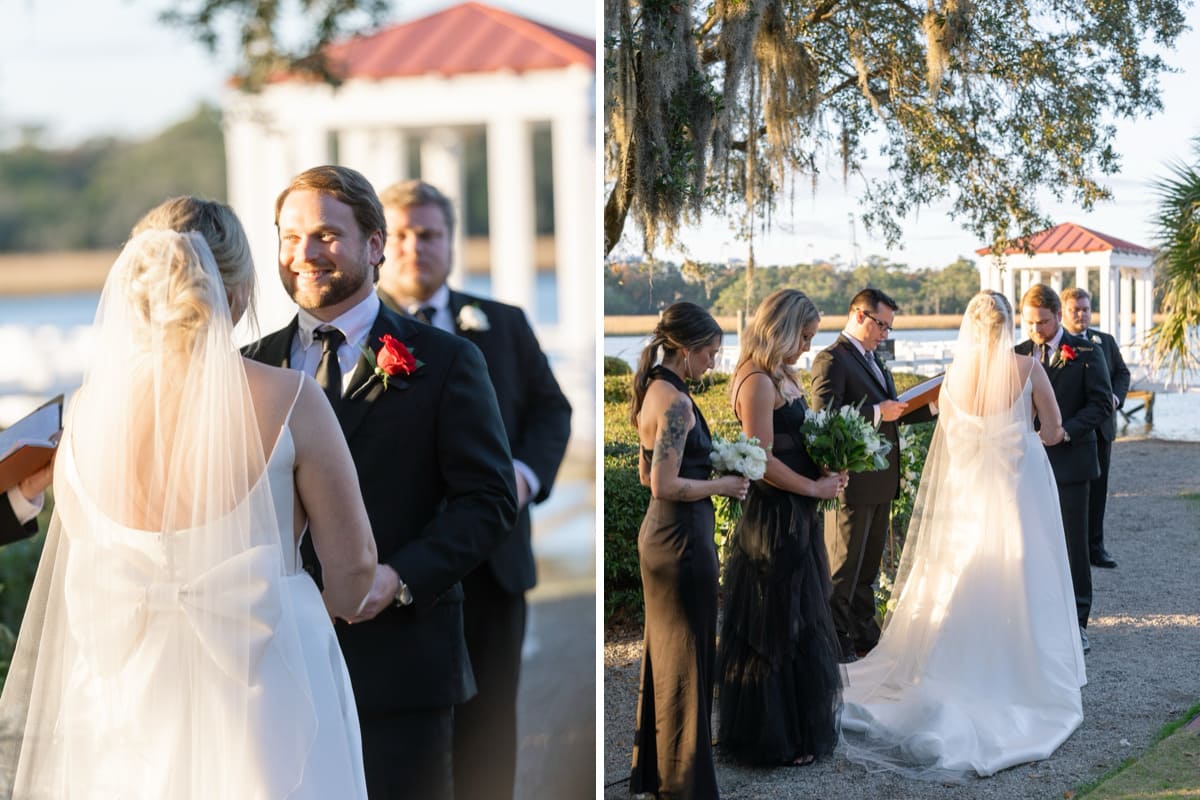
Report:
342,564,402,624
1040,425,1065,446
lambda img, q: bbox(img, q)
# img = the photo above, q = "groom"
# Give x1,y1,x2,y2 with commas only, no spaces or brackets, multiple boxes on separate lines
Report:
810,288,936,662
248,165,517,799
1016,284,1113,654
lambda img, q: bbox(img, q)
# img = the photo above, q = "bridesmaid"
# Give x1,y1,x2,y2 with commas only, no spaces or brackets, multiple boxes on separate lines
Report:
628,302,748,799
716,289,846,766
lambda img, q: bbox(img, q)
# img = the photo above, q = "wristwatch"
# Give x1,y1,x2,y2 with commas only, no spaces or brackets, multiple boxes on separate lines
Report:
394,578,413,607
1062,430,1071,443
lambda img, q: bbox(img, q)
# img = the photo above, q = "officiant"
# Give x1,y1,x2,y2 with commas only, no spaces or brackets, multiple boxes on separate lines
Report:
810,288,938,663
1,463,51,544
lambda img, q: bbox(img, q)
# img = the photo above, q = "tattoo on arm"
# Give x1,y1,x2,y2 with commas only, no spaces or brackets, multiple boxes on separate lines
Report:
653,396,693,500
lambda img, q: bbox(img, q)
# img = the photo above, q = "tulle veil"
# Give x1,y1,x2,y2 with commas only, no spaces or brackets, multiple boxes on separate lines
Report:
0,230,318,798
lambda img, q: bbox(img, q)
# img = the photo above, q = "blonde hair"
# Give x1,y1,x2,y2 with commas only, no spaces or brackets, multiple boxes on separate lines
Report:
120,230,222,353
964,290,1013,345
132,197,255,322
735,289,820,396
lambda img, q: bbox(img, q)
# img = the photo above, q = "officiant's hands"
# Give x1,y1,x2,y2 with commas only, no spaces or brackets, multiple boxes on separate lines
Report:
879,399,909,422
18,460,54,501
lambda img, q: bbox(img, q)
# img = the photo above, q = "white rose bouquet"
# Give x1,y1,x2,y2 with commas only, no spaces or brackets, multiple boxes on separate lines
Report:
800,401,893,512
709,432,768,530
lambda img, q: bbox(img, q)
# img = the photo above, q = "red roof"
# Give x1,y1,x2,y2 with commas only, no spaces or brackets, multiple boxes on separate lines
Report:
976,222,1152,257
322,2,594,80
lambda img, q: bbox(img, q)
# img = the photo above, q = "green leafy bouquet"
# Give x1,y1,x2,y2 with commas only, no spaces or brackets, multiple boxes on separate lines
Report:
800,401,893,511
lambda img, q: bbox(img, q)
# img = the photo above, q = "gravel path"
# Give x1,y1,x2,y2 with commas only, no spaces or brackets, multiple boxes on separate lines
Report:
603,438,1200,799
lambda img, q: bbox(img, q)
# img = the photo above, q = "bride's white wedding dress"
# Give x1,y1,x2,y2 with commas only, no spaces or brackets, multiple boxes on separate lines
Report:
0,382,368,799
840,373,1086,779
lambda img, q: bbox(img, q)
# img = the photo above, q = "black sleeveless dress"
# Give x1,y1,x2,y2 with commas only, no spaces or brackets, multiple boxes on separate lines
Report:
716,391,842,764
630,367,720,799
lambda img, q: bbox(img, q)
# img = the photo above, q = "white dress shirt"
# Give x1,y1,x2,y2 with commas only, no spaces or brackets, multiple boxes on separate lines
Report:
290,292,381,396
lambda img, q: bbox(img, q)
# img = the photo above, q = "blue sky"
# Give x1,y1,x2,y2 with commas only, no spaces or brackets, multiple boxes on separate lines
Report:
0,0,596,146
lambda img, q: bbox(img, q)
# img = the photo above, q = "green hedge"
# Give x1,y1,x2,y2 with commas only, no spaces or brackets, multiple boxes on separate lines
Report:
604,369,934,626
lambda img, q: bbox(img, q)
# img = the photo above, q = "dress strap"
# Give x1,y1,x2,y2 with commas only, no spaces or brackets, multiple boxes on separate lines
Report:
731,370,771,420
282,372,305,427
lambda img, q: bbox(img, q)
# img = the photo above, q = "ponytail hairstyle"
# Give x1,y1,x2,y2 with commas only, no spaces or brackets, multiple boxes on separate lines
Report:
735,289,820,399
629,302,723,425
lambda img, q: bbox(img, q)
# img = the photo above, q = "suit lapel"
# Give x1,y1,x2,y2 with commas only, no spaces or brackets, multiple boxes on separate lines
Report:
840,335,888,392
448,290,466,336
252,316,299,368
339,308,424,441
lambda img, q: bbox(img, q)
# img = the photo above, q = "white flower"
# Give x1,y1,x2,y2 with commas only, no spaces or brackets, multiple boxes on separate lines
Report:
457,304,491,332
710,432,768,480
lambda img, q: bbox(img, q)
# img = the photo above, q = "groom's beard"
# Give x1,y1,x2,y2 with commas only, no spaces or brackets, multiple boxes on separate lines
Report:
284,256,370,311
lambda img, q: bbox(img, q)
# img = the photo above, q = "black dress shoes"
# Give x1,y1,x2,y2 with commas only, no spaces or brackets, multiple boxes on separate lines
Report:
1091,550,1118,569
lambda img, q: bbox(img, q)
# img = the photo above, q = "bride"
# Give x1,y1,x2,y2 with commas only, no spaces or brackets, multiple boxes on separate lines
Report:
839,290,1086,780
0,203,377,798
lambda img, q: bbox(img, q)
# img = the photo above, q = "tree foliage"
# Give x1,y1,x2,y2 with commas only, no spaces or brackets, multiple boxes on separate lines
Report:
160,0,392,89
605,255,982,316
1147,137,1200,385
0,106,225,252
604,0,1188,257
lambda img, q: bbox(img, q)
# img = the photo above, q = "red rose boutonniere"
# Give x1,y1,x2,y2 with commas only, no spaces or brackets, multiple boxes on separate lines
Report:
360,334,423,389
1059,343,1077,362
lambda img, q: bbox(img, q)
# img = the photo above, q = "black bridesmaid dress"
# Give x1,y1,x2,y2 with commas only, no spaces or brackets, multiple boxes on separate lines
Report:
630,366,720,799
716,390,842,765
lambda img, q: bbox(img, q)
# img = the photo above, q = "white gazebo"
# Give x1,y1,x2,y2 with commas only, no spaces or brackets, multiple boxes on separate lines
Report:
221,1,595,443
976,222,1155,360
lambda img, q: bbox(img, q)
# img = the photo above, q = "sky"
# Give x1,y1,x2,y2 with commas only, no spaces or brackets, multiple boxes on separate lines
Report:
0,0,596,147
610,8,1200,271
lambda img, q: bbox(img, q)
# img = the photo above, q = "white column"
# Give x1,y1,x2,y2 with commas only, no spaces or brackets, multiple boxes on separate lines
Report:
979,257,993,291
1137,272,1153,349
1098,261,1114,333
339,128,407,191
1075,265,1089,301
1049,270,1063,293
1029,270,1044,287
421,128,467,288
1119,269,1134,346
552,101,594,351
1003,266,1018,337
485,114,536,311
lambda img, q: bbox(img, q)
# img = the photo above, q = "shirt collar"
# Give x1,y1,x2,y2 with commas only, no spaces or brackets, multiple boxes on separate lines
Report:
842,328,872,358
408,284,450,317
1046,326,1065,352
297,292,380,350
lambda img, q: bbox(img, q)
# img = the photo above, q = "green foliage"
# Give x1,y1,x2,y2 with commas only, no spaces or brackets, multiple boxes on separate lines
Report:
0,106,226,252
0,498,51,687
606,256,984,316
605,0,1187,257
603,356,632,376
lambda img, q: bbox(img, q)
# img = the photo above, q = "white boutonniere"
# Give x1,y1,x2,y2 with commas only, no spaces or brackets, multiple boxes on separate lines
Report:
457,304,491,332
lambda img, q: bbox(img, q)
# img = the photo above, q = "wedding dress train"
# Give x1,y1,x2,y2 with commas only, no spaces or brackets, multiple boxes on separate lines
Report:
840,374,1086,780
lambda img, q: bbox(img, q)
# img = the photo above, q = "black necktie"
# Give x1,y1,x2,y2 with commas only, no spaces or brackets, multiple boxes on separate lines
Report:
1041,344,1052,368
414,305,437,325
313,327,345,410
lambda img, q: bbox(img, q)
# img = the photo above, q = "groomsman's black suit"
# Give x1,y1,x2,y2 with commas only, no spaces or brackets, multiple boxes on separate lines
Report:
1015,330,1113,627
810,334,936,657
249,303,517,800
381,288,572,800
0,496,38,545
1079,328,1130,563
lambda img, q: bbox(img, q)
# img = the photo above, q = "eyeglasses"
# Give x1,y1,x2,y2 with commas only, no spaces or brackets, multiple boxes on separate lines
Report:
862,310,893,333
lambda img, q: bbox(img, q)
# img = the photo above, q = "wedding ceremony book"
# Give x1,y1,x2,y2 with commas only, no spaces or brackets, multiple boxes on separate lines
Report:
0,395,63,493
896,373,944,411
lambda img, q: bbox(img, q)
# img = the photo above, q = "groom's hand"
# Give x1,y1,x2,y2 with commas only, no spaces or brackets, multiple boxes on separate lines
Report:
347,563,402,623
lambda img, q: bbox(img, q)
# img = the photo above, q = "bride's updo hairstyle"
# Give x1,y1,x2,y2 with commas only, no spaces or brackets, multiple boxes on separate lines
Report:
131,197,256,327
735,288,820,400
963,290,1013,345
119,231,222,351
630,302,723,424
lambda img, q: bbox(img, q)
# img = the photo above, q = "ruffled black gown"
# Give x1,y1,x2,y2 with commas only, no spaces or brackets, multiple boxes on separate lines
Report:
716,393,842,764
630,367,720,799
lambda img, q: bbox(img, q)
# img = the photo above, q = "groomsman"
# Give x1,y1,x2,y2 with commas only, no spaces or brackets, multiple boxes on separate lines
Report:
1061,287,1130,569
248,166,517,800
376,179,572,800
0,464,52,545
810,288,936,663
1016,284,1113,654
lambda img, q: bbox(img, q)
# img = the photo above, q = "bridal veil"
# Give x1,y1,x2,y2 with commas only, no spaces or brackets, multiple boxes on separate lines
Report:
840,291,1086,780
0,230,318,797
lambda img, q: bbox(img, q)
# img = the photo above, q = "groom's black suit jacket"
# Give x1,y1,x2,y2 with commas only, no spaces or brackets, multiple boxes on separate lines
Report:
0,496,38,545
810,334,935,505
248,305,517,712
1015,330,1113,484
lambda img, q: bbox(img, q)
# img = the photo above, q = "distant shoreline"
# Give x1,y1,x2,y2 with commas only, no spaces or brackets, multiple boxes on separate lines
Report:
0,251,116,295
605,313,965,335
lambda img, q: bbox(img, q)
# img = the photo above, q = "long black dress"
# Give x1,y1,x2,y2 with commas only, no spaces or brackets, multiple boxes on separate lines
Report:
716,388,842,764
630,367,720,799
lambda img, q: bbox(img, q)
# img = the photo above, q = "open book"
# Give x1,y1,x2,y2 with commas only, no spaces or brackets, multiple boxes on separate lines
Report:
0,395,63,493
896,374,944,411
